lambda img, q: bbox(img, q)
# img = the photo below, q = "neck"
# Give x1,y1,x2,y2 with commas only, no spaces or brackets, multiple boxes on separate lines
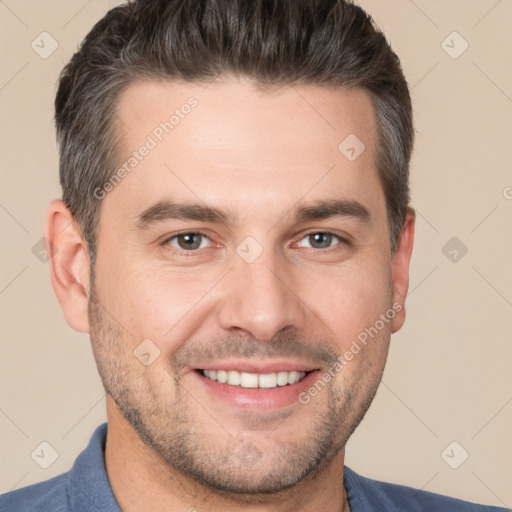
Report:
104,400,350,512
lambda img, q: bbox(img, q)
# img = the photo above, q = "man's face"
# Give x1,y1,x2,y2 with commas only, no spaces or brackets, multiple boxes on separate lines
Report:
88,79,406,494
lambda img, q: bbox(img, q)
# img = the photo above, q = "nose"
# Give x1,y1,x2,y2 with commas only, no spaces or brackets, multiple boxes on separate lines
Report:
217,254,307,342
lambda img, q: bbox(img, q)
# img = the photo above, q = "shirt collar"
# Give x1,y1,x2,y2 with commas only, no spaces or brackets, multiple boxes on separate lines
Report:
65,422,121,512
343,465,398,511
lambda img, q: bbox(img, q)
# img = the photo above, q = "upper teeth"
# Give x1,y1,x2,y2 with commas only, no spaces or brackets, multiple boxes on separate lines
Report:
202,370,307,388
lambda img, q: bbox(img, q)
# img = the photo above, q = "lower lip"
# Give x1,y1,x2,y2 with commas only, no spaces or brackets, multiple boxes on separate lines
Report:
191,370,322,410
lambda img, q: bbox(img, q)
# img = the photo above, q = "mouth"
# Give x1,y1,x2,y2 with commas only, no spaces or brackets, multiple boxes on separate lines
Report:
196,368,311,388
191,365,322,410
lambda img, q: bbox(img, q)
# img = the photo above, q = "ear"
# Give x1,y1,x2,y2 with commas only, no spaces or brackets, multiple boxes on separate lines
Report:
44,199,91,333
390,207,415,334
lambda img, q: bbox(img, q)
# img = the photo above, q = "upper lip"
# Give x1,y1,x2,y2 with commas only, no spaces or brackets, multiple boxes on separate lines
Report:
191,360,320,374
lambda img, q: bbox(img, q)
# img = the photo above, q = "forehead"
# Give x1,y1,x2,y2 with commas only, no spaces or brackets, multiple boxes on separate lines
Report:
116,78,377,158
108,78,382,225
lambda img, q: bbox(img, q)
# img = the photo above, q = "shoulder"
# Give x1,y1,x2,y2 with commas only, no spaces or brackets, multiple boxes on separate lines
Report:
0,423,116,512
344,466,509,512
0,473,71,512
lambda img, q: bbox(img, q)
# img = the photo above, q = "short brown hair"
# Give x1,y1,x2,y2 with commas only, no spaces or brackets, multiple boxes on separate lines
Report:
55,0,414,266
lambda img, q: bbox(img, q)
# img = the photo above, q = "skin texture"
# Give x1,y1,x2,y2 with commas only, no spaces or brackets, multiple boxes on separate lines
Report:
46,78,415,512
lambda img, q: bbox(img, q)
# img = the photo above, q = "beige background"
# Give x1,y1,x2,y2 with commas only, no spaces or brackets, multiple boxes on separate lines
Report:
1,0,511,507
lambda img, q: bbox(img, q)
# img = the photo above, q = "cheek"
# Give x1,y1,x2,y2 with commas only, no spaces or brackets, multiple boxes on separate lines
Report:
106,264,225,354
314,264,393,395
299,258,392,342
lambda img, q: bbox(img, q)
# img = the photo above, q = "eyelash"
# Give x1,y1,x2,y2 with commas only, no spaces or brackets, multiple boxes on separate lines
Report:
162,230,349,256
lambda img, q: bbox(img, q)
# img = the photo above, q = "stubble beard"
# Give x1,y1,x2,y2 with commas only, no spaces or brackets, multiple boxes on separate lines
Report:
88,282,385,500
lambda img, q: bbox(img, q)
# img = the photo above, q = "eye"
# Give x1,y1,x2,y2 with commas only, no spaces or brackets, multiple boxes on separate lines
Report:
162,230,347,256
164,232,213,252
296,231,346,250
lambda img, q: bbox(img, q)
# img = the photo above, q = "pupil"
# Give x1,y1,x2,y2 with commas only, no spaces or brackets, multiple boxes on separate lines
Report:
310,233,331,249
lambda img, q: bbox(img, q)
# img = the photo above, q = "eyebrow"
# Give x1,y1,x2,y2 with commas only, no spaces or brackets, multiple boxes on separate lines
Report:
135,198,372,229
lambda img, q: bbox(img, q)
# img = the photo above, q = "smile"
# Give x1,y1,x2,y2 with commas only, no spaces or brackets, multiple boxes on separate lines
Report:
199,369,309,389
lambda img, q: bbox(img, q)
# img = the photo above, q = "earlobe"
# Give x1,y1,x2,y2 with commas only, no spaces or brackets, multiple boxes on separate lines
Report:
44,199,91,333
390,207,415,334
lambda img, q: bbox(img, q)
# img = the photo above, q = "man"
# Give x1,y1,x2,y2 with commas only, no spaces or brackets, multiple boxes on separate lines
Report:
1,1,506,511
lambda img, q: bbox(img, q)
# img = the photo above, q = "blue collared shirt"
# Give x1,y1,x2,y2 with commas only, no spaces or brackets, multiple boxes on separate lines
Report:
1,423,507,511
